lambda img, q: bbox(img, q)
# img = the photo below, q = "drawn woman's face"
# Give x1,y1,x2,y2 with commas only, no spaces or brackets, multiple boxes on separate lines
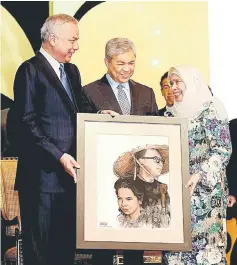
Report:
139,149,164,181
117,188,142,220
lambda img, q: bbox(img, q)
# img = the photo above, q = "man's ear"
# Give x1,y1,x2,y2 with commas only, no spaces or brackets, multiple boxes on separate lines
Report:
104,58,109,69
49,33,56,47
161,89,164,97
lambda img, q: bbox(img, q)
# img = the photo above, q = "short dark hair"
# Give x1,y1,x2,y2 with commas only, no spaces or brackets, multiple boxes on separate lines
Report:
114,177,145,203
160,72,168,88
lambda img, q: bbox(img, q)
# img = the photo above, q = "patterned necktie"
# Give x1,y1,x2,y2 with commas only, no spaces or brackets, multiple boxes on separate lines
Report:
117,84,131,115
59,63,74,103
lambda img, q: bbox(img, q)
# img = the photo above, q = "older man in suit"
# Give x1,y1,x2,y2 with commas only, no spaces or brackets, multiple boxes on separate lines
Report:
83,37,158,117
83,37,158,265
7,14,95,265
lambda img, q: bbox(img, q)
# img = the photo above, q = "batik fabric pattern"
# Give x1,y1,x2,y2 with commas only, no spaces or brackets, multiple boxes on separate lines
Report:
163,101,232,265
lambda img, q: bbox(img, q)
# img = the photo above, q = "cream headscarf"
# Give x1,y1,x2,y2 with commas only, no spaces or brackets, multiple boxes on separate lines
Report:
167,65,228,120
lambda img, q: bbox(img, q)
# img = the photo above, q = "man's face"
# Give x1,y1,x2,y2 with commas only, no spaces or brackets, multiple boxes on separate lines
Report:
50,22,79,63
139,149,164,182
161,77,174,106
104,49,136,83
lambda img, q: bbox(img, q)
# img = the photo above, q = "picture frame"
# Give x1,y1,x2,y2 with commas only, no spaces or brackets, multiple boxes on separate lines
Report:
76,114,191,251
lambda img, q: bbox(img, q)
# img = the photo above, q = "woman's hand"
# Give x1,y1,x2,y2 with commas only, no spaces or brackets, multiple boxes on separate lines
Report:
185,173,201,197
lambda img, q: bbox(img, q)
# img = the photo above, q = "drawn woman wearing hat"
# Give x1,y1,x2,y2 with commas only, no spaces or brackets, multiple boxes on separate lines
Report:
113,144,170,228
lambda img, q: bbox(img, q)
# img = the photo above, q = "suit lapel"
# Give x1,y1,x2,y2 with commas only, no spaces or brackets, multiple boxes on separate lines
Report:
129,80,139,115
97,75,123,114
64,64,79,112
36,52,77,113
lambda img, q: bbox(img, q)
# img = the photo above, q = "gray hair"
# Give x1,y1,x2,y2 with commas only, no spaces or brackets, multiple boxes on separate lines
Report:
105,37,136,60
41,14,78,42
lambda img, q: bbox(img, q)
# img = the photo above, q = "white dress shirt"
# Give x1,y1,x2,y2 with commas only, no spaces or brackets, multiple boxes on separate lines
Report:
39,47,61,79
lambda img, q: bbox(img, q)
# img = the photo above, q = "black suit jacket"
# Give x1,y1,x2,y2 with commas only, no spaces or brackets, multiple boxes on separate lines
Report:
82,75,158,115
226,118,237,198
158,106,166,116
8,52,93,192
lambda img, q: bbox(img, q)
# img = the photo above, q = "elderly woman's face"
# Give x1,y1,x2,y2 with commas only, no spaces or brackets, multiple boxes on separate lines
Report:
139,149,164,181
169,73,186,102
117,188,141,219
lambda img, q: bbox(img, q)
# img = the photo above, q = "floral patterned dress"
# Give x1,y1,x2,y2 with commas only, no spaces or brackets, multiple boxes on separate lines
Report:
163,101,232,265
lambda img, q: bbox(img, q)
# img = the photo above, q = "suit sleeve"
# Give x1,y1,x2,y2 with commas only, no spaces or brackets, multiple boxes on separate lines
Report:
13,62,64,161
150,88,159,114
73,66,97,113
146,88,159,116
81,88,98,113
226,120,237,197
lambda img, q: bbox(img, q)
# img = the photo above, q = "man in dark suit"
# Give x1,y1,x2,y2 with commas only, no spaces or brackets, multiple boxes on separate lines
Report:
83,37,158,265
227,118,237,205
158,72,174,116
83,38,158,117
226,118,237,265
7,14,95,265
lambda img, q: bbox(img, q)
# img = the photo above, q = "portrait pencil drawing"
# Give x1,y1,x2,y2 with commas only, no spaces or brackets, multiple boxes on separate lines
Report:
113,144,170,229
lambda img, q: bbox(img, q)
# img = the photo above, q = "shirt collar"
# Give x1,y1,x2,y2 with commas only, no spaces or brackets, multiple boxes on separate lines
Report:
40,47,61,71
106,73,129,90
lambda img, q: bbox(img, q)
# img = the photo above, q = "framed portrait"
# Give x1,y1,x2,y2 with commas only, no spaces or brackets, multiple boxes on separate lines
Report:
76,114,191,251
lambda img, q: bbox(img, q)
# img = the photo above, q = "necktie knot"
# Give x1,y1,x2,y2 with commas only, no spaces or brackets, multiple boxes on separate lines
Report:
58,63,74,104
59,64,65,75
117,84,124,90
59,64,64,79
59,63,64,70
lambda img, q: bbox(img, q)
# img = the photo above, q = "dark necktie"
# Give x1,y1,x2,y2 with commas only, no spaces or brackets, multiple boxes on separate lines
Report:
117,84,130,115
59,63,74,103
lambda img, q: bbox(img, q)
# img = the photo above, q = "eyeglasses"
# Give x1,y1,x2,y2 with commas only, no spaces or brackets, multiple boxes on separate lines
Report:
142,156,165,164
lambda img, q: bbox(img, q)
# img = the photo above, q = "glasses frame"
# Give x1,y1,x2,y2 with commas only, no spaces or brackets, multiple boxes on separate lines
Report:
142,156,165,164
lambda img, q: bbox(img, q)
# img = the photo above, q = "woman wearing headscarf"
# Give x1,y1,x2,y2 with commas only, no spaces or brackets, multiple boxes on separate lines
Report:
163,66,232,265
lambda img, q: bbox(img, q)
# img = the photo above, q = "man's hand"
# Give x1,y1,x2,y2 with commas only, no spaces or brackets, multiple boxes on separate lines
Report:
59,153,80,183
185,173,201,197
99,110,120,117
228,195,236,207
